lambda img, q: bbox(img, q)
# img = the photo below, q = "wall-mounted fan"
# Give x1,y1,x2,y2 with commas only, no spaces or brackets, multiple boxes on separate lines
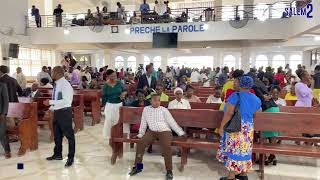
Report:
88,18,104,33
229,11,249,29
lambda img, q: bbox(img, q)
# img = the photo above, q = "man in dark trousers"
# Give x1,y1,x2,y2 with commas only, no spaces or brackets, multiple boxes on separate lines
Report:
0,82,11,159
137,64,156,91
44,66,75,167
31,5,41,27
53,4,63,27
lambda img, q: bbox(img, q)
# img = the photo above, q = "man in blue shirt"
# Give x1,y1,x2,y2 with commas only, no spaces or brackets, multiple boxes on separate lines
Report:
140,0,150,14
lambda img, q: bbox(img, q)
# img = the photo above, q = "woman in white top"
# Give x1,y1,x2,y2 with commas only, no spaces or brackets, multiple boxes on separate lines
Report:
201,71,210,87
168,87,191,109
271,86,286,106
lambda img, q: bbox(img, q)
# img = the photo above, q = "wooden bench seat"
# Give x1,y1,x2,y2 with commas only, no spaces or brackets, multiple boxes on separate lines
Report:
7,102,38,156
111,107,320,179
78,89,102,125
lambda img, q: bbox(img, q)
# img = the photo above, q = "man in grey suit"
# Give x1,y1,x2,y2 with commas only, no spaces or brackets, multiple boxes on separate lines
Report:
0,82,11,159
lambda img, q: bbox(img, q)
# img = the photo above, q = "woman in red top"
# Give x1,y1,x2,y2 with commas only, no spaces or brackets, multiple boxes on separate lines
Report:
225,76,255,101
273,67,285,89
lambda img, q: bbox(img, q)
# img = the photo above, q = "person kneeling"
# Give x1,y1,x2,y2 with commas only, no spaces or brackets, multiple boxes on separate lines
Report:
129,93,186,180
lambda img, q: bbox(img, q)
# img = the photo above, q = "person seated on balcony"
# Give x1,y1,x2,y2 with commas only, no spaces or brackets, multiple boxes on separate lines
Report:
85,9,93,21
154,0,166,16
140,0,150,14
102,6,108,13
116,2,126,22
129,12,140,24
176,11,187,22
164,1,171,15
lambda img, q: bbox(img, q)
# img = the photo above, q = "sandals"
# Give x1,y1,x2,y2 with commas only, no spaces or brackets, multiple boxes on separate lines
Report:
265,154,277,166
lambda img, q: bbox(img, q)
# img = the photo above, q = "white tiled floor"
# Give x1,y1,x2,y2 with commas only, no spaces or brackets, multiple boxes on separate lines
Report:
0,117,320,180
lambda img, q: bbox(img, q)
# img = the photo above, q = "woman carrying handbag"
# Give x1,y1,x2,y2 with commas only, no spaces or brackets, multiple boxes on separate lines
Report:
217,76,261,180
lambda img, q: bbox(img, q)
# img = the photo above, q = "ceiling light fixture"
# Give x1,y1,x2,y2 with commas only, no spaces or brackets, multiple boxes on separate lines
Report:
64,29,70,35
314,36,320,41
203,24,209,30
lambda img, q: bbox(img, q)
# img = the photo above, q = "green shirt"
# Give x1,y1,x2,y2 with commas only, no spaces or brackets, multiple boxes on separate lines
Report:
102,80,123,105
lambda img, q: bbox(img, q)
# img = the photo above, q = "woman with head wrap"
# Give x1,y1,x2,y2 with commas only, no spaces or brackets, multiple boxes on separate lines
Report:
168,87,191,109
217,76,261,180
102,69,129,140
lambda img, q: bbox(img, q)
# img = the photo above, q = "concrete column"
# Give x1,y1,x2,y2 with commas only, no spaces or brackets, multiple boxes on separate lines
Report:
214,0,222,21
137,54,144,66
213,50,222,68
104,50,112,69
241,48,251,73
302,50,312,72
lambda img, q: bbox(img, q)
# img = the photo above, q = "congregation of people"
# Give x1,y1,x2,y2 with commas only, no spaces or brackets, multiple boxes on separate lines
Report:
31,0,191,28
0,55,320,180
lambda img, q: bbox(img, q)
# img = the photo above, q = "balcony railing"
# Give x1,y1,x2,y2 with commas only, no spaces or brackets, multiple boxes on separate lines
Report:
26,1,296,28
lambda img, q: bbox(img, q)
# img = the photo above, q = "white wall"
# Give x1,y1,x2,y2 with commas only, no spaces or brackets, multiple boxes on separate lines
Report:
0,0,28,35
28,19,295,44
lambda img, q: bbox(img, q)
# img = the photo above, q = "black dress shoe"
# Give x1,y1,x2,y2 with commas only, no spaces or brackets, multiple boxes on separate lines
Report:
46,155,63,161
166,170,173,180
235,174,248,180
65,159,74,167
220,177,236,180
129,167,142,176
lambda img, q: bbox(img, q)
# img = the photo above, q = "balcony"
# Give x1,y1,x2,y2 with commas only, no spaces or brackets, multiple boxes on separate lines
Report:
27,1,320,45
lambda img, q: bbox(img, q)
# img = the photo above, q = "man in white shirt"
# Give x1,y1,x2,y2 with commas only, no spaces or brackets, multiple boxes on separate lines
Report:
168,87,191,109
12,67,27,89
190,69,202,83
129,93,185,180
83,67,92,84
37,66,52,85
43,66,75,168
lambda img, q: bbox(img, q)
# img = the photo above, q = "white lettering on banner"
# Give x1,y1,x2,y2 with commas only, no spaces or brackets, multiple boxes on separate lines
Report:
129,24,205,34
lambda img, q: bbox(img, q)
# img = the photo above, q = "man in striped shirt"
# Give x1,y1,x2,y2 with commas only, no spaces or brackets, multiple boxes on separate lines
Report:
129,93,186,180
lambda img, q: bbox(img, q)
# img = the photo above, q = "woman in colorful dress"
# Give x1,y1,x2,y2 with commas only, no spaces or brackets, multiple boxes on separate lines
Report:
217,76,261,180
102,69,129,141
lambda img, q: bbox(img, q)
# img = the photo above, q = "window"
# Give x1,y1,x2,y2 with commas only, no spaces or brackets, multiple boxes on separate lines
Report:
153,56,161,70
255,55,268,69
127,56,137,72
223,55,236,69
272,54,285,69
254,4,269,20
222,6,235,21
289,54,302,72
271,2,287,18
143,56,151,68
115,56,125,70
9,48,53,77
167,56,213,69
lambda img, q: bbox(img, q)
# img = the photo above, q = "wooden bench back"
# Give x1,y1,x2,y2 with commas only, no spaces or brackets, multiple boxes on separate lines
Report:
72,94,84,107
119,107,320,134
286,100,297,106
7,103,35,119
254,112,320,134
169,96,207,102
280,106,320,113
79,89,101,102
160,102,221,110
120,107,223,129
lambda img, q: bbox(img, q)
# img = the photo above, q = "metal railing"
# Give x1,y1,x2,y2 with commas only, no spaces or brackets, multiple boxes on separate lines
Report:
26,1,296,28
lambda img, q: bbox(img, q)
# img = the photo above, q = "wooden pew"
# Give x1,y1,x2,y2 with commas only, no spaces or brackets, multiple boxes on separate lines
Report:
285,100,297,106
169,96,207,102
72,94,85,132
111,107,320,179
77,89,102,125
161,101,221,110
7,103,38,156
